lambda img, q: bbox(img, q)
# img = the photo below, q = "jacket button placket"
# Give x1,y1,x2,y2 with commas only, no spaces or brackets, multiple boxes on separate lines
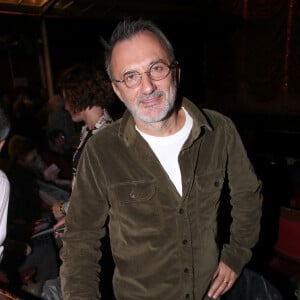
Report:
179,206,193,300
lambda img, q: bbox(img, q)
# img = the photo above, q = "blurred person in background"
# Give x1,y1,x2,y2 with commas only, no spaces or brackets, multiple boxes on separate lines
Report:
0,107,10,264
4,134,64,296
46,93,76,154
51,64,115,227
42,63,115,300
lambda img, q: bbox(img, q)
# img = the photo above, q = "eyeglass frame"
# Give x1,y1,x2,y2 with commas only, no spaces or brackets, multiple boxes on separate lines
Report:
112,61,178,88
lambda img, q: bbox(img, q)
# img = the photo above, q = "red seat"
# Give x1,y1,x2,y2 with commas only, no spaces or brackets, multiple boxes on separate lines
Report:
269,207,300,278
274,207,300,261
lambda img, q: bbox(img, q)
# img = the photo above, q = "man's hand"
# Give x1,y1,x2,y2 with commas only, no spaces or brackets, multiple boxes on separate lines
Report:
207,261,238,299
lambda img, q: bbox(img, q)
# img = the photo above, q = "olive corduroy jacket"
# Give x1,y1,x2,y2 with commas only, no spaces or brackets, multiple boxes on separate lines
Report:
60,97,263,300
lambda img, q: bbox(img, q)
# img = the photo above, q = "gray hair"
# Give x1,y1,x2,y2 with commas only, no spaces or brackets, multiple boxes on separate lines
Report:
0,107,10,141
103,19,176,80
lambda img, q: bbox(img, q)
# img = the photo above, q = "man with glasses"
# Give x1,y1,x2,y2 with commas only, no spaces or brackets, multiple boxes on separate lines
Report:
112,61,178,89
60,19,263,300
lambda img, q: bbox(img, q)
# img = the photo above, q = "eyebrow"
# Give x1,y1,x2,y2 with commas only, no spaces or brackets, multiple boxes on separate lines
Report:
121,59,168,76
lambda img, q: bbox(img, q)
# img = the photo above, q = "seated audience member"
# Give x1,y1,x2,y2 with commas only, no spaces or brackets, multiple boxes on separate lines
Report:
7,135,70,207
3,135,62,295
41,129,73,181
2,135,45,289
46,94,76,153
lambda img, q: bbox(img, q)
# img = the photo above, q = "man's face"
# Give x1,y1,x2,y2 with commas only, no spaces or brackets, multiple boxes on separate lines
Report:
110,31,179,126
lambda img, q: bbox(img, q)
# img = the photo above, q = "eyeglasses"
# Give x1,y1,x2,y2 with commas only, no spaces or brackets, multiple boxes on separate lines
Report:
113,61,178,89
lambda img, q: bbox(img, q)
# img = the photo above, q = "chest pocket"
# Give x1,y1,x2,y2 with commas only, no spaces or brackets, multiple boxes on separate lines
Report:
196,170,224,192
194,170,226,228
117,182,155,204
110,181,161,237
195,170,225,210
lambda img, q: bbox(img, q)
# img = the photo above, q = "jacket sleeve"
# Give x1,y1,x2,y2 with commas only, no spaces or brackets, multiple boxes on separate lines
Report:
220,118,263,275
60,140,109,300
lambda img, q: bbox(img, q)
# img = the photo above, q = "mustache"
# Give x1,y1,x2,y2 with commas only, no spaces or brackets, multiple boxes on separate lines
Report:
137,90,165,102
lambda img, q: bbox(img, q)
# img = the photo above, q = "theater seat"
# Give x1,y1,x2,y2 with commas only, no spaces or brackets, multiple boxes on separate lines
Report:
269,206,300,278
275,207,300,261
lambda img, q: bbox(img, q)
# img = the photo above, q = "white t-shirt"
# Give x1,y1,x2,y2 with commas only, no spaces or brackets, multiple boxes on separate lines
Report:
136,107,193,196
0,169,10,262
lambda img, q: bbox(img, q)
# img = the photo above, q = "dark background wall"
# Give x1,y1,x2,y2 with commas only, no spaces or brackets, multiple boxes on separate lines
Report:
1,0,300,121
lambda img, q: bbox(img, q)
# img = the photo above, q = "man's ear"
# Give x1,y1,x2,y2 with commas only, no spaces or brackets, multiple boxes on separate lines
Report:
0,140,5,152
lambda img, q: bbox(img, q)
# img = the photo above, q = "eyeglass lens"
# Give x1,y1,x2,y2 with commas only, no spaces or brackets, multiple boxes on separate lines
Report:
123,62,173,88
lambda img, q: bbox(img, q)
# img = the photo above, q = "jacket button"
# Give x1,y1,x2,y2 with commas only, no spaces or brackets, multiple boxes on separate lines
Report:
182,239,188,245
185,294,190,299
179,208,184,214
129,191,136,199
214,181,219,187
184,268,189,273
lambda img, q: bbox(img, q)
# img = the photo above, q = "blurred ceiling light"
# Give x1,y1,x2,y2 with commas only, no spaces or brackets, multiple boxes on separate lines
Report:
0,0,73,9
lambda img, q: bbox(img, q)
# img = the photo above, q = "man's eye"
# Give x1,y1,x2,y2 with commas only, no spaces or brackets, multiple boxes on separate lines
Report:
151,63,165,73
125,72,139,82
153,65,162,71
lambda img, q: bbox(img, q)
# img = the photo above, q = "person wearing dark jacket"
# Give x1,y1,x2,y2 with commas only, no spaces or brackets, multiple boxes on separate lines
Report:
60,19,263,300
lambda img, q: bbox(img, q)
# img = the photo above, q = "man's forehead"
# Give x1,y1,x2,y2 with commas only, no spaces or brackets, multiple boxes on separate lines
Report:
111,32,169,71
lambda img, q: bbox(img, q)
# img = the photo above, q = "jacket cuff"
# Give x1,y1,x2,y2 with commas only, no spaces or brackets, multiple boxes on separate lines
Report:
220,244,252,275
